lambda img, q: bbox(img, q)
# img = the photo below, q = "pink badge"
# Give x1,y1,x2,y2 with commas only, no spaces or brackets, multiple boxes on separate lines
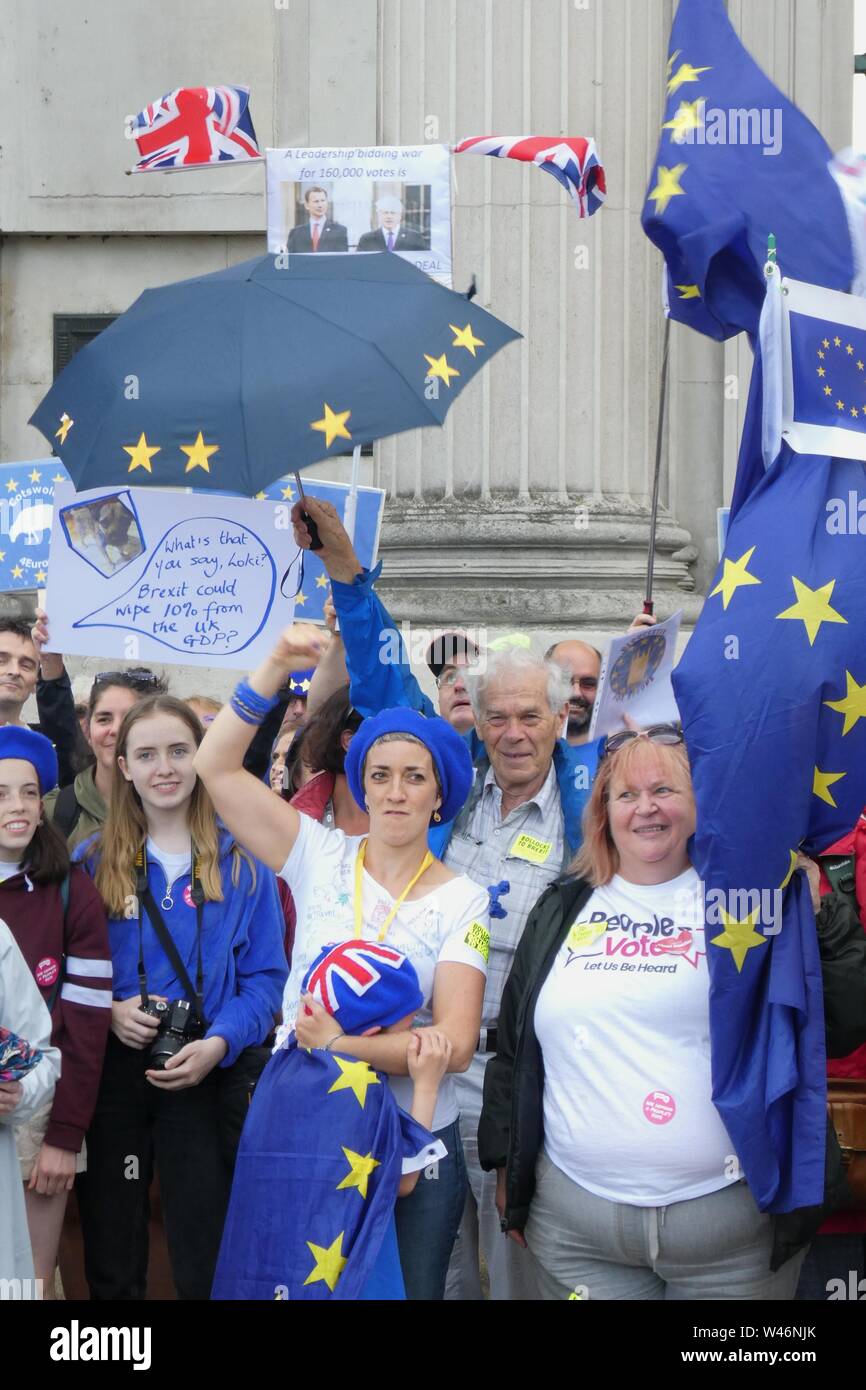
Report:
35,956,59,988
643,1090,676,1125
183,884,195,909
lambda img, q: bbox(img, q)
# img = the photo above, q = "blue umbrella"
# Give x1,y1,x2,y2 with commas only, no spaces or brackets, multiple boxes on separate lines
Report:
30,253,520,497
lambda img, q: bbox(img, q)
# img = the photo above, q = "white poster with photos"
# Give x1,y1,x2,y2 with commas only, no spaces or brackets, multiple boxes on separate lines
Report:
266,144,453,286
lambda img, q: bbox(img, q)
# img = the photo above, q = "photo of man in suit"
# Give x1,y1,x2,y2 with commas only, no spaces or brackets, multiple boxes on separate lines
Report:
356,194,427,252
287,186,348,253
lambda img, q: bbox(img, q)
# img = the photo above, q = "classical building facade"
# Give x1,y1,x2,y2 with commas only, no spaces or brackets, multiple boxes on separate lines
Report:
0,0,855,692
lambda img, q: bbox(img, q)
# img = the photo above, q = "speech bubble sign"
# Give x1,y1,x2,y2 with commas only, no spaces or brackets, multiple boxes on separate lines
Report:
75,515,277,657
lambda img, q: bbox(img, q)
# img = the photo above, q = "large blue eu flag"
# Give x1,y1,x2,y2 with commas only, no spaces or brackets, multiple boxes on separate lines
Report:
642,0,853,343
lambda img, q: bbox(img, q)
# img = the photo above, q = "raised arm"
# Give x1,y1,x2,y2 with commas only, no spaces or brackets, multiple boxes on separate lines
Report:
292,497,435,720
305,596,350,717
194,625,324,873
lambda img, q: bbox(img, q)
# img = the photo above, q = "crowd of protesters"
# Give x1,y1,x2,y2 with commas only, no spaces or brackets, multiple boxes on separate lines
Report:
0,495,864,1302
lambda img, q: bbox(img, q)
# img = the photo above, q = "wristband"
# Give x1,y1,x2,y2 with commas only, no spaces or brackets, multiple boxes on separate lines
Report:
230,679,280,726
324,1032,345,1052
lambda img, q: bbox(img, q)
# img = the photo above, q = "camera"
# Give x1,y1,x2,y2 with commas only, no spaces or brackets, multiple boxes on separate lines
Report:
142,998,203,1070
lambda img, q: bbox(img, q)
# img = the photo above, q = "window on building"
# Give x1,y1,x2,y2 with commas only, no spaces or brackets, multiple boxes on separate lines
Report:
53,314,117,380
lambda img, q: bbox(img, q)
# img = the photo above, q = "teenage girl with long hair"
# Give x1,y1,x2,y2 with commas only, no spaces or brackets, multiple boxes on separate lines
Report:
74,695,287,1300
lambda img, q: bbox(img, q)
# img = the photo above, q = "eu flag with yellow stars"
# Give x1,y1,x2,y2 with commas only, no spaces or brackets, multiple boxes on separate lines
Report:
212,1040,443,1300
673,287,866,1213
642,0,853,342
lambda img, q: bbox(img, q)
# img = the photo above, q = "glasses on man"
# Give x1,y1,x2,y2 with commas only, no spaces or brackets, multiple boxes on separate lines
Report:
601,723,684,759
94,668,160,690
571,676,598,693
436,667,474,690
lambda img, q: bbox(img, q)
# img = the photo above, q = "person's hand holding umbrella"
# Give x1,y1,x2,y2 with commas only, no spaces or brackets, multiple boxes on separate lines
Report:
292,497,363,585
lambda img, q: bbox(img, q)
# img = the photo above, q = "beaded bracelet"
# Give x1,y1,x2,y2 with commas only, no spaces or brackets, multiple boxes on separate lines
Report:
230,678,280,726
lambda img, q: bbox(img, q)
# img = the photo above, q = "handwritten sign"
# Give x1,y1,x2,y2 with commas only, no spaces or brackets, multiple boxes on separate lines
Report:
588,611,683,741
45,480,383,669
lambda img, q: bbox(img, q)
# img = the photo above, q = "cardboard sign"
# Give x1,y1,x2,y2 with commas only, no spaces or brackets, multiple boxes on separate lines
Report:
589,612,683,740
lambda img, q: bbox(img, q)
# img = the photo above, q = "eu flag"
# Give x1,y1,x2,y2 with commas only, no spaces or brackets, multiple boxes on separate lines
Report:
642,0,853,342
674,367,866,1212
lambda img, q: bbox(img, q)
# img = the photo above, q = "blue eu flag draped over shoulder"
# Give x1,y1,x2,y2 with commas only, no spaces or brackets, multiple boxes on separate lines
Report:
643,0,865,1213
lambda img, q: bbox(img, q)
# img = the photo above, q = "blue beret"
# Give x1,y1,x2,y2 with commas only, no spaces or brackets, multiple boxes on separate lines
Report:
345,707,473,824
301,940,424,1033
0,726,58,795
287,669,314,696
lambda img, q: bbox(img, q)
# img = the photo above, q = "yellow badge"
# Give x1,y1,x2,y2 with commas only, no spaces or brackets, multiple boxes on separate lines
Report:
464,921,490,963
566,919,607,953
509,833,553,865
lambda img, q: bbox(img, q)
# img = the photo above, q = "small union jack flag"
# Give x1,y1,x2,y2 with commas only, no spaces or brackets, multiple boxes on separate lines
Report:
131,85,261,172
306,941,407,1016
453,134,606,218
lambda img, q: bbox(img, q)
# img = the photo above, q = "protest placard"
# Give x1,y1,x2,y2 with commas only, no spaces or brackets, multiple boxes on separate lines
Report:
266,145,452,285
0,459,70,591
588,611,683,741
44,479,384,667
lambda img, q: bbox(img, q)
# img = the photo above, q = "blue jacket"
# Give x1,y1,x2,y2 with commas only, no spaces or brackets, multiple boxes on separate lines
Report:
331,566,600,856
73,831,288,1067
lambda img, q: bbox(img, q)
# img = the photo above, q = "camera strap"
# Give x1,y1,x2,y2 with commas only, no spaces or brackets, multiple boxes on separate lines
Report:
135,844,208,1029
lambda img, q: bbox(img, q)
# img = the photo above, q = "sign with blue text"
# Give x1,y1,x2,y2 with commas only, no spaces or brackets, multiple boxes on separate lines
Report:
44,479,384,668
0,459,70,592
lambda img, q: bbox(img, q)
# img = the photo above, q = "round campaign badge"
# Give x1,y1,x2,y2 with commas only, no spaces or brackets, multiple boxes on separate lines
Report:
183,884,195,909
35,956,59,988
642,1090,676,1125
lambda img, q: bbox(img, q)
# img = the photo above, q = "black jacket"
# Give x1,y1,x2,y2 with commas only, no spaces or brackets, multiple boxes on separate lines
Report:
478,873,866,1272
286,220,348,253
32,669,81,788
356,225,426,252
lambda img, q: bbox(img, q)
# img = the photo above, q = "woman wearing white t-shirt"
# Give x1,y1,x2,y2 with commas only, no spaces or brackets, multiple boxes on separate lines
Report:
195,624,489,1301
479,726,807,1300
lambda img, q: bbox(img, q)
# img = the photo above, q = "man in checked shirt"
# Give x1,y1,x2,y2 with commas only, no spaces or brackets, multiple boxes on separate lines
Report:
290,496,603,1299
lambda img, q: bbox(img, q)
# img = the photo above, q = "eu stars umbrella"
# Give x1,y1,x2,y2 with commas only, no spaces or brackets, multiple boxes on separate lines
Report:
30,253,520,497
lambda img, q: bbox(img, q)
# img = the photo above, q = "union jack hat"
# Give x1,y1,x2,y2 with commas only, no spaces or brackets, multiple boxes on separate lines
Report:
301,940,424,1034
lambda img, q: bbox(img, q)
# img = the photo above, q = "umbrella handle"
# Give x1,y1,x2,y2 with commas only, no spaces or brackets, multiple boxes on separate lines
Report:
300,508,323,551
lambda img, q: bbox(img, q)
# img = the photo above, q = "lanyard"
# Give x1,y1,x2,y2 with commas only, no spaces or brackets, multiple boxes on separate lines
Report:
353,837,434,942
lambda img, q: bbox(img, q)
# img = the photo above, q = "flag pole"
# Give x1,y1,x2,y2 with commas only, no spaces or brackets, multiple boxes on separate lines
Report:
643,314,671,615
344,445,362,543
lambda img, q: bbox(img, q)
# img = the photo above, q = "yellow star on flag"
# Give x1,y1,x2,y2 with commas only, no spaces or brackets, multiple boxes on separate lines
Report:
449,322,485,356
35,570,47,584
779,849,799,891
55,413,74,445
5,478,18,494
823,338,830,348
667,62,711,95
336,1147,381,1200
315,574,328,588
675,283,701,299
825,671,866,735
847,344,854,355
180,431,219,474
813,767,846,808
304,1232,347,1292
823,386,832,396
858,360,865,371
327,1056,380,1108
28,469,42,484
666,49,681,78
834,337,842,347
254,491,266,500
10,565,23,581
424,353,460,387
852,407,860,418
709,545,761,609
295,590,308,606
647,163,687,216
711,909,767,973
123,432,160,474
817,349,825,359
816,367,825,377
776,576,847,646
663,99,704,143
311,403,352,449
281,485,295,500
836,400,845,411
0,552,5,562
52,473,66,485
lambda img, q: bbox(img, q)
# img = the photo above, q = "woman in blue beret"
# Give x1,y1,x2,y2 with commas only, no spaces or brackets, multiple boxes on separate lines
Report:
195,622,490,1300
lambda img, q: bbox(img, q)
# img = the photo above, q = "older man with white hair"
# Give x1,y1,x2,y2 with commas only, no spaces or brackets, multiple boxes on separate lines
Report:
290,496,599,1299
357,194,427,252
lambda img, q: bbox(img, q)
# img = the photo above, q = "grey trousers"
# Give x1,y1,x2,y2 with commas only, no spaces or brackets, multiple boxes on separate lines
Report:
524,1150,806,1301
444,1056,540,1301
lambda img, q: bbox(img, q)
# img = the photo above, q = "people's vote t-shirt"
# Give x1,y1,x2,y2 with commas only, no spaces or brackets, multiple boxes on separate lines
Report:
534,868,735,1205
278,813,490,1131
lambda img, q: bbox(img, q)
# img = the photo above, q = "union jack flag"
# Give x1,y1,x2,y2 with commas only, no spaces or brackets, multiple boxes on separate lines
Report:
453,135,606,218
131,85,261,172
306,941,406,1015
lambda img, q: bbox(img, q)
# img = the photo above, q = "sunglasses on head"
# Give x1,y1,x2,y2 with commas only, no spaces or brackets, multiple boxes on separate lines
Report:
601,723,684,759
94,668,160,690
